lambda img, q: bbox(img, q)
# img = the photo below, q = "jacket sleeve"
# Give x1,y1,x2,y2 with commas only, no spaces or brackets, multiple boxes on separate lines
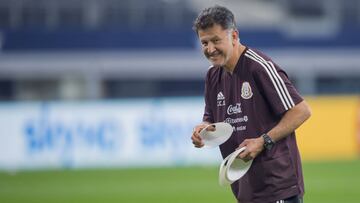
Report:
252,60,303,115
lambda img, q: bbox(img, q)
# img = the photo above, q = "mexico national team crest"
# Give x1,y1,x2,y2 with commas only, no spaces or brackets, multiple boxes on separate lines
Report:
241,82,253,99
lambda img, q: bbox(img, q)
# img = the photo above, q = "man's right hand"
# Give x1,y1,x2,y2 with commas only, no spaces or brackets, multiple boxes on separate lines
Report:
191,123,215,148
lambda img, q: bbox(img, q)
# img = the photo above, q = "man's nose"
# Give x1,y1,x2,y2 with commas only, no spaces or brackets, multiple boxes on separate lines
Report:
207,43,216,53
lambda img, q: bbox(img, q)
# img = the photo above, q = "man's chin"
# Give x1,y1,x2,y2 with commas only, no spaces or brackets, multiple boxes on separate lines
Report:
207,57,224,67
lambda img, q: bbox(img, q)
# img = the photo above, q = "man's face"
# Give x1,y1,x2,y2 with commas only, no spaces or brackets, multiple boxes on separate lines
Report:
198,24,236,67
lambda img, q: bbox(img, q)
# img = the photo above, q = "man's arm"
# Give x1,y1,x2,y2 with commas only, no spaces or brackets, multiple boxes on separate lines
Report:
267,100,312,142
238,100,311,161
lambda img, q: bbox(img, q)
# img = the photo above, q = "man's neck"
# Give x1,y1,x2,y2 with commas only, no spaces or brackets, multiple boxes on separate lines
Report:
223,44,246,73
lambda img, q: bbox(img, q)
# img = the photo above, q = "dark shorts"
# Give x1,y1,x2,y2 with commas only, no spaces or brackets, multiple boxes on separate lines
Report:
275,195,303,203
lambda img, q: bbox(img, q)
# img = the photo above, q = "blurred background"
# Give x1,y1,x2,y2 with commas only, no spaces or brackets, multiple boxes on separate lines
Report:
0,0,359,203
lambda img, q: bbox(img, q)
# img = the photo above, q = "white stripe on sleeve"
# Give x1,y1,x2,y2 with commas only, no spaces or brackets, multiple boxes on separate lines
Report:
245,52,289,110
246,49,295,109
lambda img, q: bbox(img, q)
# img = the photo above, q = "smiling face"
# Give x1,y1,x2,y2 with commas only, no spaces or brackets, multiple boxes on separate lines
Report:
198,24,238,68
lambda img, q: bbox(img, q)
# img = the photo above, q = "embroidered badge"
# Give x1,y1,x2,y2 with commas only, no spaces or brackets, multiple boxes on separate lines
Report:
241,82,253,99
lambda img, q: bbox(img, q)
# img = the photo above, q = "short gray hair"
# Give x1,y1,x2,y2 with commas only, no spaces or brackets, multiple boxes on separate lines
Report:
193,5,237,33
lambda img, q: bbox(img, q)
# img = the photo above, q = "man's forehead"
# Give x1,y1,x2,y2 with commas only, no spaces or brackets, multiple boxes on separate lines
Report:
198,25,228,39
198,32,220,41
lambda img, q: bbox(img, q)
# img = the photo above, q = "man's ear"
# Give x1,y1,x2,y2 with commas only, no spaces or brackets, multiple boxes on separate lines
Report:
232,30,239,45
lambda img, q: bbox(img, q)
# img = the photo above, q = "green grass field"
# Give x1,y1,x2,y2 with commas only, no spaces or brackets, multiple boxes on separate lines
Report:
1,159,360,203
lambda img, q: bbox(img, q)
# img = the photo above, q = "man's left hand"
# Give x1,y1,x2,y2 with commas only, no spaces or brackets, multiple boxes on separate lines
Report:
237,137,264,162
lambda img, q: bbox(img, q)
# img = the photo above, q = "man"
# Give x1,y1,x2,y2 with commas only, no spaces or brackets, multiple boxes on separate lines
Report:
191,5,311,203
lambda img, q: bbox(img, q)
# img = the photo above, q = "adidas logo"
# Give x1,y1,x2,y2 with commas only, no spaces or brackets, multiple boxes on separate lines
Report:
217,92,225,100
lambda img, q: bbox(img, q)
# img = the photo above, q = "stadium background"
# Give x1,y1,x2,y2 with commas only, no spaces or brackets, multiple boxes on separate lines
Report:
0,0,360,202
